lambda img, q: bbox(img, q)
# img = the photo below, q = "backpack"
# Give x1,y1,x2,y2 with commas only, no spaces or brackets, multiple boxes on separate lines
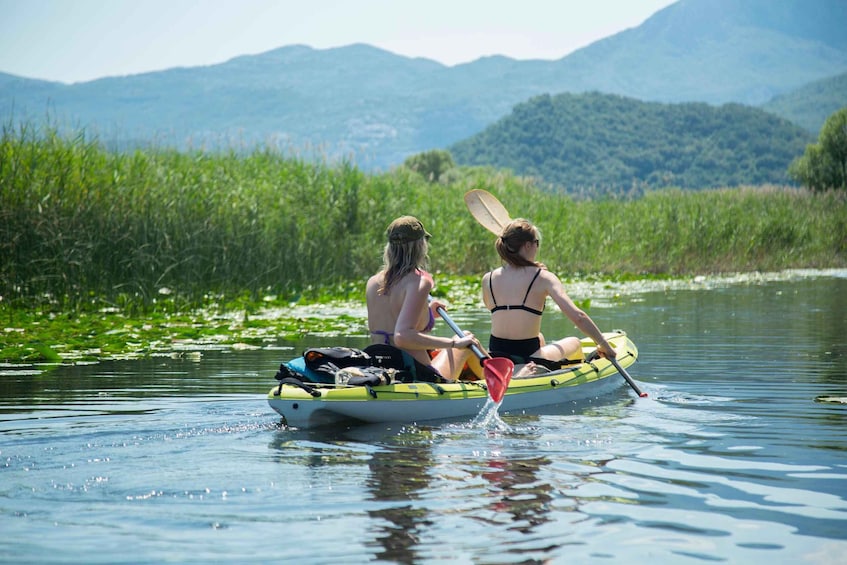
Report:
363,344,443,383
282,344,442,385
334,365,397,386
303,347,371,370
301,347,372,383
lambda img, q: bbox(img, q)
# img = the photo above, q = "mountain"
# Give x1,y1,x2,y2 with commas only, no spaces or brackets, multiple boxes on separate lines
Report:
760,72,847,134
449,92,815,192
555,0,847,105
1,0,845,170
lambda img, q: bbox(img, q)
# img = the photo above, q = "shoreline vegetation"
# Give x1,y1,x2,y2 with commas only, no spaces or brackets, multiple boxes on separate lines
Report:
2,126,846,364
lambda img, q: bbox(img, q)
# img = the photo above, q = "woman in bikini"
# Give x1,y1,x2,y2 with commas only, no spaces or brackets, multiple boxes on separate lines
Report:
366,215,480,382
482,218,616,366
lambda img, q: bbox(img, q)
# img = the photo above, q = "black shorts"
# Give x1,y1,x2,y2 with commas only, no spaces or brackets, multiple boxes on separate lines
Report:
488,335,541,363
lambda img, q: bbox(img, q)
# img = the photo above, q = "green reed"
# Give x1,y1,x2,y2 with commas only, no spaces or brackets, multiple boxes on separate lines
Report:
2,124,845,316
518,185,847,275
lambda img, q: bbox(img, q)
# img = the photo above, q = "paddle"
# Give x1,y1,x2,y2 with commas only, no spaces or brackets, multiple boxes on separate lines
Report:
610,357,648,398
463,188,647,399
434,306,514,403
464,189,511,235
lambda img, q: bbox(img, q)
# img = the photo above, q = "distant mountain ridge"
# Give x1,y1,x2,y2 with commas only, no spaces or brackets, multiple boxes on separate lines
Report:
1,0,845,172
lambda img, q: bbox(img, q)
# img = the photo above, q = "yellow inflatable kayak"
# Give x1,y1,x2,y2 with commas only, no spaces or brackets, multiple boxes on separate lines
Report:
268,331,639,429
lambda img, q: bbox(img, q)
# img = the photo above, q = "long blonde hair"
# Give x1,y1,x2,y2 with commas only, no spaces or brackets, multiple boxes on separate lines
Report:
496,219,541,268
378,238,429,294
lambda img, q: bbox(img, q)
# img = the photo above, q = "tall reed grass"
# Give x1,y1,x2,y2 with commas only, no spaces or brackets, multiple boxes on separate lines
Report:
2,125,845,313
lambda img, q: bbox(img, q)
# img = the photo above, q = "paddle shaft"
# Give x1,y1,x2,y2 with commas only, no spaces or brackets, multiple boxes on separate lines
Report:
435,306,487,360
610,356,648,397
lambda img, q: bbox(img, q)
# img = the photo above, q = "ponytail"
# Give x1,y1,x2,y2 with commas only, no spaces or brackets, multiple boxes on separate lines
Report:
496,219,540,268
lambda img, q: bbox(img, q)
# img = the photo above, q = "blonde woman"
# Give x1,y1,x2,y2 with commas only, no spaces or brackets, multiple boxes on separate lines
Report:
482,218,616,366
366,216,480,382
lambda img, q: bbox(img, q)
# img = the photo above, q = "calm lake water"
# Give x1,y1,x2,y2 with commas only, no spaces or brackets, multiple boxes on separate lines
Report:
1,270,845,564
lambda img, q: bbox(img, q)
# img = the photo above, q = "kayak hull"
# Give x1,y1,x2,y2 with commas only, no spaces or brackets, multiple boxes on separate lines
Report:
268,331,639,429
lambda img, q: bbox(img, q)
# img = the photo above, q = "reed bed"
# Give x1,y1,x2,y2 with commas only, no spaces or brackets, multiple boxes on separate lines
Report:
2,125,845,315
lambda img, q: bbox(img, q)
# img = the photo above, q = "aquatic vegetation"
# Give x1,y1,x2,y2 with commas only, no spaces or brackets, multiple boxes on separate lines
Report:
0,296,366,364
4,269,843,365
1,123,845,364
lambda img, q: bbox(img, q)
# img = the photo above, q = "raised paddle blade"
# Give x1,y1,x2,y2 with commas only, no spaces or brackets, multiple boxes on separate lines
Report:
483,357,513,403
464,189,511,235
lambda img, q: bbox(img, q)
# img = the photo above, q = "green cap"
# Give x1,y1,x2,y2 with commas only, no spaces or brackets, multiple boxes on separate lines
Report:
387,216,432,243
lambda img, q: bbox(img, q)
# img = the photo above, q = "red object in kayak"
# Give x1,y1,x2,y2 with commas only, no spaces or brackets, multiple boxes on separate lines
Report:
483,357,514,403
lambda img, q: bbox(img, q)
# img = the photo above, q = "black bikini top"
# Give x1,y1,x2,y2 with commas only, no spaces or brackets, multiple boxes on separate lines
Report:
489,268,544,316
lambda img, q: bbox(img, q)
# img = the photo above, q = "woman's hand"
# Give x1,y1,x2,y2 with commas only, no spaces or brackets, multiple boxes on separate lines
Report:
596,341,617,359
452,331,479,350
430,299,448,317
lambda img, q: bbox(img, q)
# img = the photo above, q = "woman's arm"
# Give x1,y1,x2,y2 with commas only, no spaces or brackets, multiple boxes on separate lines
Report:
393,275,472,351
545,272,616,358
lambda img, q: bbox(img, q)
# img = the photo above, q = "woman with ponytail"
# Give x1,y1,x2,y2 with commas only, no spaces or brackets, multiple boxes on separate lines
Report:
482,219,616,366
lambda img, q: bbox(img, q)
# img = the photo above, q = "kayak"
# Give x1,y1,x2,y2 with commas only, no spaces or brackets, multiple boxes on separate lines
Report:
267,330,639,429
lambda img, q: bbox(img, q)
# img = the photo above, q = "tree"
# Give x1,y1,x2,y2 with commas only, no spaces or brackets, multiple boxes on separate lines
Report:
789,107,847,191
403,149,455,183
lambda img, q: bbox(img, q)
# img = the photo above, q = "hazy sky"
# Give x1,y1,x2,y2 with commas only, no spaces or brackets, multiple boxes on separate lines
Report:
1,0,677,84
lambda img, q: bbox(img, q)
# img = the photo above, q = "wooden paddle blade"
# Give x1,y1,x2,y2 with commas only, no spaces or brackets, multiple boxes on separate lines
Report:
464,189,511,235
483,357,514,403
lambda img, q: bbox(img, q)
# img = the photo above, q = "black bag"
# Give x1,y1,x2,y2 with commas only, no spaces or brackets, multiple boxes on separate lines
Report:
303,347,371,374
298,345,442,385
363,344,443,383
363,344,405,369
335,365,395,386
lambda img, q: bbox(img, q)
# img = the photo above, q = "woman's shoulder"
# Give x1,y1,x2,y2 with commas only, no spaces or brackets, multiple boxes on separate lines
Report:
398,269,433,293
537,265,559,279
532,265,559,282
536,268,566,293
366,271,383,288
415,268,434,285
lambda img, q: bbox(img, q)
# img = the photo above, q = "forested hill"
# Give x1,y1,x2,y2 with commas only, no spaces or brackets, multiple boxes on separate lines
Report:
449,93,814,193
761,72,847,135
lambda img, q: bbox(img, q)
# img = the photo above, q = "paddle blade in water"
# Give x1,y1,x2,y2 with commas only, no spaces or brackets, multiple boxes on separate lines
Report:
483,357,514,403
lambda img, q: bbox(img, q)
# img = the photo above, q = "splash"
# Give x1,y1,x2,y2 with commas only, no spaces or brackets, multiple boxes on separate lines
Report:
470,398,513,432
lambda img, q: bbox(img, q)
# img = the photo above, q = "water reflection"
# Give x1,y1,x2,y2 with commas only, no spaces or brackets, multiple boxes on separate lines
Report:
266,423,437,564
478,455,554,534
362,426,435,564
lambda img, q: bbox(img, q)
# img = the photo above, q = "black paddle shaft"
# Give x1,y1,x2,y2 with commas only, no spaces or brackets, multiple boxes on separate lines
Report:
435,306,487,360
610,357,648,397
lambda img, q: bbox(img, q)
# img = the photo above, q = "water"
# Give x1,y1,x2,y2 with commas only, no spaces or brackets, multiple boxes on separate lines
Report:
2,271,846,563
